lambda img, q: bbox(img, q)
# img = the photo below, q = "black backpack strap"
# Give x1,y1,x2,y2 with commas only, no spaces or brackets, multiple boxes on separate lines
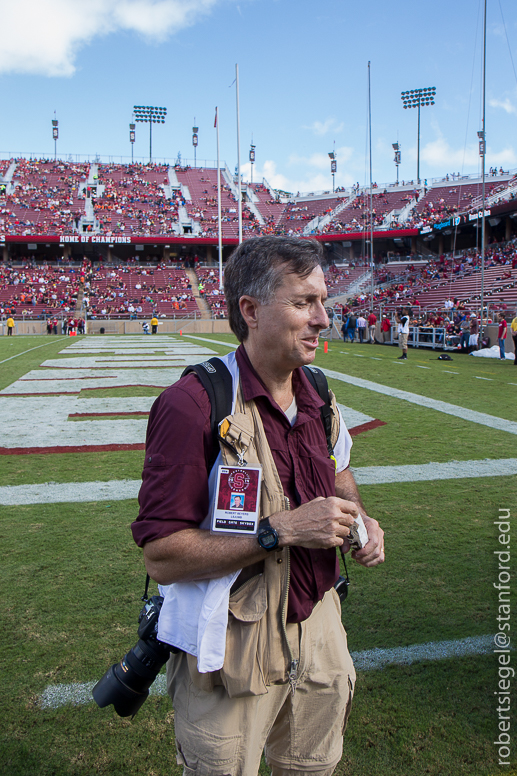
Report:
301,365,334,457
182,358,234,468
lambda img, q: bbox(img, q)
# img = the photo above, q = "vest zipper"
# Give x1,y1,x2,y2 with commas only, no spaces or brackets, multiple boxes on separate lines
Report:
281,496,299,694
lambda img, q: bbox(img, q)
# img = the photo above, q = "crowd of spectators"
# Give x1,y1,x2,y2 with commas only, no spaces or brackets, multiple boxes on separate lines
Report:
0,261,82,318
94,164,179,236
1,158,87,235
2,158,516,240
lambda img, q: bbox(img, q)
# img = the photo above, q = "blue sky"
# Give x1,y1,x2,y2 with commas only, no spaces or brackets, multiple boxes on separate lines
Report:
0,0,516,194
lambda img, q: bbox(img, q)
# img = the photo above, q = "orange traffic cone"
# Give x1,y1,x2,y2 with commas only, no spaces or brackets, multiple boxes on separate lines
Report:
179,329,182,336
324,341,328,353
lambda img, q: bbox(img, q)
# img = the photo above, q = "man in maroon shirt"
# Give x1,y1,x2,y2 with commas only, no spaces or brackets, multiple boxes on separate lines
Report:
133,236,384,775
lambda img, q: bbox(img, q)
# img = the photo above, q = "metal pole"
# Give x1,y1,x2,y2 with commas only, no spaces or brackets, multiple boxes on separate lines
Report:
480,0,487,343
368,62,374,312
216,107,223,289
236,64,243,244
417,101,421,184
149,120,152,164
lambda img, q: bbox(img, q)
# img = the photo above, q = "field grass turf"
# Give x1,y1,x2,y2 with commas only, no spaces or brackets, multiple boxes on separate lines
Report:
1,333,516,775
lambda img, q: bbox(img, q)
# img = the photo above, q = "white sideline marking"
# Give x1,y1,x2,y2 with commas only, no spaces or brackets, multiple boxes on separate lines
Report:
321,367,517,435
39,634,496,709
180,334,237,349
352,458,517,485
415,365,431,369
0,337,68,365
3,458,517,505
0,367,186,394
475,376,493,381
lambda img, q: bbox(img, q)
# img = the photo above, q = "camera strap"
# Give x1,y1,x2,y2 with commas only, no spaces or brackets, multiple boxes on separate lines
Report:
142,573,151,602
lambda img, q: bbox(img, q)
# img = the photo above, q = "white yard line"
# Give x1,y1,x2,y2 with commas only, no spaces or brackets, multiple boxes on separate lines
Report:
0,337,68,365
179,334,237,349
39,633,496,709
321,367,517,435
3,458,517,505
352,457,517,485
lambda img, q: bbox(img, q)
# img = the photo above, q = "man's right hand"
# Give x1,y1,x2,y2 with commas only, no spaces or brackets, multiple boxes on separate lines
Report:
269,497,357,549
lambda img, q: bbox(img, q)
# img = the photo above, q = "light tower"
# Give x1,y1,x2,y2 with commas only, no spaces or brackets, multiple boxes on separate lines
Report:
249,141,256,184
133,105,167,164
52,115,59,160
392,142,401,184
328,145,337,192
192,123,199,168
400,87,436,183
129,122,135,163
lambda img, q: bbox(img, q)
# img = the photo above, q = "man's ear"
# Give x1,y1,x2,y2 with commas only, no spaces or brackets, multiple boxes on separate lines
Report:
239,295,260,331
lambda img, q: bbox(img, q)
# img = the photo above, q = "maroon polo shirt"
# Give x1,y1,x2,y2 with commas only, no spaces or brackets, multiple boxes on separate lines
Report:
131,345,340,623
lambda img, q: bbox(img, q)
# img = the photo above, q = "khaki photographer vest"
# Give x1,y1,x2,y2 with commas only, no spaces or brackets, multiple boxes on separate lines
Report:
186,381,341,698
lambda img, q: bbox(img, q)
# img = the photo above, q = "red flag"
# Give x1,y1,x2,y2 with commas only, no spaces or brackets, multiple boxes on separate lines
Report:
214,109,217,128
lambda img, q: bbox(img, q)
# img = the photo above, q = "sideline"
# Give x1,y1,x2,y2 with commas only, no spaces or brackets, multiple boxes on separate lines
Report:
0,337,69,365
178,334,237,349
39,633,496,709
321,367,517,436
3,458,517,504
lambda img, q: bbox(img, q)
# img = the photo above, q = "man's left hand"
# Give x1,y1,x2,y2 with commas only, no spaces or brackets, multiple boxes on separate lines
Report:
343,514,385,568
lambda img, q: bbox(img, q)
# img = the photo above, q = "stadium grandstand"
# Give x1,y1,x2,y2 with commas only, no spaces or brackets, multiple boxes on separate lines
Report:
1,156,517,341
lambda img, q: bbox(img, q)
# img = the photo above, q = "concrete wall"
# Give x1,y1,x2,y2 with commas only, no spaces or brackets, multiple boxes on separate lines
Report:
0,318,233,337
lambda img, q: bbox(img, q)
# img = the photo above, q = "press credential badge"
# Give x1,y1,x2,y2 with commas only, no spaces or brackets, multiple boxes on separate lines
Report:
211,465,262,536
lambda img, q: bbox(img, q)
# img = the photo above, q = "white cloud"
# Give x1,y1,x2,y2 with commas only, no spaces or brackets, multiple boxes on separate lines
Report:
417,136,517,172
420,137,480,168
288,146,353,170
303,118,345,137
489,97,517,115
241,157,355,196
0,0,223,76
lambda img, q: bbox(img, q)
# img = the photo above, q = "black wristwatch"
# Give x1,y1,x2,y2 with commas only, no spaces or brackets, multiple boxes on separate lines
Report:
257,517,279,551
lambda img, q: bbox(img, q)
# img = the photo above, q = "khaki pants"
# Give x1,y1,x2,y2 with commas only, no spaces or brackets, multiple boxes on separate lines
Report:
167,589,355,776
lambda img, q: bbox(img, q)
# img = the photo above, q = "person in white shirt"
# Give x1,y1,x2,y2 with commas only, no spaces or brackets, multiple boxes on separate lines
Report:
356,314,367,344
395,308,410,360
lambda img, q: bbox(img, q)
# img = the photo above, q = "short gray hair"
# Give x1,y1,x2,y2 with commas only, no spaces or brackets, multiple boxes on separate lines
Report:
223,236,324,342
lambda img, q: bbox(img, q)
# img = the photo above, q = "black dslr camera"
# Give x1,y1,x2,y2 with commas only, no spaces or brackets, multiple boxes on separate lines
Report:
92,590,180,718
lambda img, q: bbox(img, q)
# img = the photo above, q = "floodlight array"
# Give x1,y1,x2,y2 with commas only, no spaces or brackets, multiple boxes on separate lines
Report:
400,87,436,109
133,105,167,123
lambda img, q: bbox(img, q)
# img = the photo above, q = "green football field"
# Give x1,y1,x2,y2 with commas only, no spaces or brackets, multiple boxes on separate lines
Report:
1,333,516,776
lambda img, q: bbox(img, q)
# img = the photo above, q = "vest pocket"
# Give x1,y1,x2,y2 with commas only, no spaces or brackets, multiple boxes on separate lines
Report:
220,573,269,698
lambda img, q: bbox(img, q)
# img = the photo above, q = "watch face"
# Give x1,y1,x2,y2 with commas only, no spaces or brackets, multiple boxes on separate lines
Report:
258,528,278,550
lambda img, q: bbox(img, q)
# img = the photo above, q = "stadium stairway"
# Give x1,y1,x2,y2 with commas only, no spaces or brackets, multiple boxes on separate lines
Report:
304,191,357,236
186,268,212,319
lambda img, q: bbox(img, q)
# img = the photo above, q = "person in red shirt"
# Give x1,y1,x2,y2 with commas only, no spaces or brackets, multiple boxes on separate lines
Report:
380,315,391,343
498,313,508,360
367,311,377,343
134,236,384,775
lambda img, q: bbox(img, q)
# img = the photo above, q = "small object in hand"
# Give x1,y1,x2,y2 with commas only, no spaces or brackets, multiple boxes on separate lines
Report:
348,514,368,551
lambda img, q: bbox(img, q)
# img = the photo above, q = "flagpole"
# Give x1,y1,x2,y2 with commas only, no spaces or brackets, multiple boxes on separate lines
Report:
480,0,487,343
368,61,374,312
216,107,223,289
236,64,243,244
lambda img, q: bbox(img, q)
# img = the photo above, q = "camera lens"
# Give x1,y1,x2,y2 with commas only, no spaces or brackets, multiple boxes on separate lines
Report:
92,637,171,718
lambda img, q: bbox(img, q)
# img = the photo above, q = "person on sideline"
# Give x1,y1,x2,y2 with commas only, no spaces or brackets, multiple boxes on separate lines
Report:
395,308,410,359
498,313,507,361
132,236,384,776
